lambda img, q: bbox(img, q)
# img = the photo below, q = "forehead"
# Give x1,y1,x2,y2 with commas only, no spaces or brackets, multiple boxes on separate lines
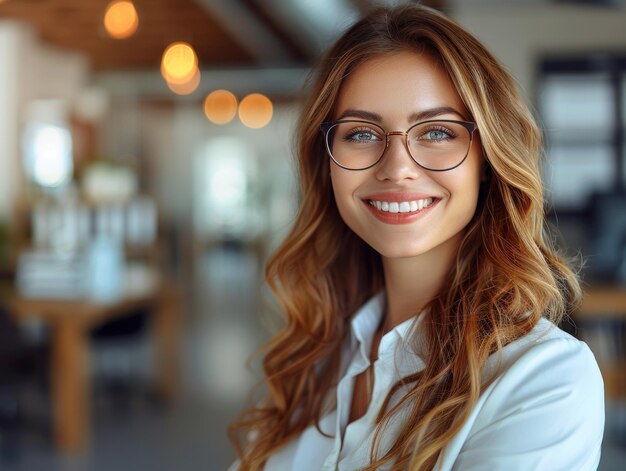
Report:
334,50,467,122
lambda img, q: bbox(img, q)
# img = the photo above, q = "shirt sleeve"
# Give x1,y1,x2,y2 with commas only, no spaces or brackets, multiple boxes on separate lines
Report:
451,338,605,471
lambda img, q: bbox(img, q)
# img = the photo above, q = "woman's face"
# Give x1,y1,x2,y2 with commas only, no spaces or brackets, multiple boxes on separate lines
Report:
329,50,484,260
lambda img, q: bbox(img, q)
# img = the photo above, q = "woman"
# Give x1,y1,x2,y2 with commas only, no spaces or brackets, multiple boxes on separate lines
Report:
229,4,604,470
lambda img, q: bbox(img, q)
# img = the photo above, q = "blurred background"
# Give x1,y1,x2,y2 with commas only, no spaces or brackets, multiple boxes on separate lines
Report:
0,0,625,470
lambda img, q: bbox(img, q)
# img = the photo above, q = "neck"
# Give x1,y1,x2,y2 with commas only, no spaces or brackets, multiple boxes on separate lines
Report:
381,233,462,332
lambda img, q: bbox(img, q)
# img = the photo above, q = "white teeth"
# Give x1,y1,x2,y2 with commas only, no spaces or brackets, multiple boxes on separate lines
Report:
369,197,434,214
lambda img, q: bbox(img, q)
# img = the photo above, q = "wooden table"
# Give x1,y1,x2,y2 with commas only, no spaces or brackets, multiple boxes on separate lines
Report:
578,285,626,318
5,280,181,453
576,285,626,399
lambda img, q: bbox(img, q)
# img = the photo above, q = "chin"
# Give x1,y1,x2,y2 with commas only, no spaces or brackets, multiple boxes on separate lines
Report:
380,249,429,260
365,239,432,259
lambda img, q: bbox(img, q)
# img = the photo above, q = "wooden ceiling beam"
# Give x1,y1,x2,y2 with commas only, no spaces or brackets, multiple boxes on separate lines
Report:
195,0,297,66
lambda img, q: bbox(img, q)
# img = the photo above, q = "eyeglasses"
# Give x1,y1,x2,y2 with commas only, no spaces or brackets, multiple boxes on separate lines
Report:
320,119,477,171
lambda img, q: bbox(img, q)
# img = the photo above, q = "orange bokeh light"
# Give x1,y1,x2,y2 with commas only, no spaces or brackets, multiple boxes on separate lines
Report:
203,90,238,125
238,93,273,129
104,0,139,40
161,42,198,84
166,67,201,96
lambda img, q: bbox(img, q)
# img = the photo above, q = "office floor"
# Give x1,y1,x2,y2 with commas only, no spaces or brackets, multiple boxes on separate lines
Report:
1,245,625,471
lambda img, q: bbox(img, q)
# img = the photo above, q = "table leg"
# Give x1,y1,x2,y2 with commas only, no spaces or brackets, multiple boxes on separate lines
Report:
153,290,181,402
52,323,90,452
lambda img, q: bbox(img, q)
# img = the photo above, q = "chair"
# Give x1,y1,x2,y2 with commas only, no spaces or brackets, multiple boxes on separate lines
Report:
90,306,159,411
0,305,50,462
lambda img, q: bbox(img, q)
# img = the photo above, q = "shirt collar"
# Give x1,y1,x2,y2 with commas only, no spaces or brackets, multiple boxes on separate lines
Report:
349,292,385,362
349,292,426,362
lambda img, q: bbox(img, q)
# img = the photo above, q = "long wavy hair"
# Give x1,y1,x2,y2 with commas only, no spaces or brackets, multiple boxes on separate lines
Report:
229,4,581,470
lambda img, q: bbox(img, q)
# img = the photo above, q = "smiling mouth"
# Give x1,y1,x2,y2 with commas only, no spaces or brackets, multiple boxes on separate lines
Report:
367,197,436,214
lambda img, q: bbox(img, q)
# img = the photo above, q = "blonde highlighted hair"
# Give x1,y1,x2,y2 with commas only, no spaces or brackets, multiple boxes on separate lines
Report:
229,4,581,470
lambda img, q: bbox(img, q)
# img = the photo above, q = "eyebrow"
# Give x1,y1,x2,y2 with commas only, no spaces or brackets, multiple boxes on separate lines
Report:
336,106,466,123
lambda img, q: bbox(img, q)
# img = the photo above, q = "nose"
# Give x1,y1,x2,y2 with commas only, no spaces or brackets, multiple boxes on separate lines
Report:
374,132,423,182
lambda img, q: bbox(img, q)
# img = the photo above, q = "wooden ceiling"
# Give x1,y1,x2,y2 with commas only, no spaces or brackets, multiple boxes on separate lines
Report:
0,0,450,72
0,0,261,70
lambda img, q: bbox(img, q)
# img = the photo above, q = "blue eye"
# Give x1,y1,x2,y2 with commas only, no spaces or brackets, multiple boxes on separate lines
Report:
344,128,382,143
424,130,450,141
409,121,463,147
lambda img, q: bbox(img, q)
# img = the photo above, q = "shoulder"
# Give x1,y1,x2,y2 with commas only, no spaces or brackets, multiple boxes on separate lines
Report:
492,317,603,390
483,317,604,418
449,318,605,470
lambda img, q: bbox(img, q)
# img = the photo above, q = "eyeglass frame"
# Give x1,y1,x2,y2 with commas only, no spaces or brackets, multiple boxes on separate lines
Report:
319,118,478,172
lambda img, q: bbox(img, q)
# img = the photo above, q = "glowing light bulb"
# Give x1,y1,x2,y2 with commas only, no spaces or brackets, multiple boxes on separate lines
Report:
204,90,238,125
238,93,273,129
161,42,198,84
104,0,139,39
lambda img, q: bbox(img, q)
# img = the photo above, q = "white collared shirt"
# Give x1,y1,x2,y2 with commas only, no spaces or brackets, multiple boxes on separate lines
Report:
233,293,604,470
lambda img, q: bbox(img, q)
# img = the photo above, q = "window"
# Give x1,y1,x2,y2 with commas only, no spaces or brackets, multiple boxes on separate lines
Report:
538,56,626,212
538,55,626,281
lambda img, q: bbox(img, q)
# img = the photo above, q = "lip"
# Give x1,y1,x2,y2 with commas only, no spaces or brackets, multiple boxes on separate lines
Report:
363,197,440,224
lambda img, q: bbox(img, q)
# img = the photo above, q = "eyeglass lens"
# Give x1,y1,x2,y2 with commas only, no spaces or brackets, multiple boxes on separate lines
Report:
326,120,472,170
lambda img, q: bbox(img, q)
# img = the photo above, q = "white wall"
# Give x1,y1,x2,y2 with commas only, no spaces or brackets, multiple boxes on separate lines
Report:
20,29,88,104
140,100,299,236
0,21,88,222
453,4,626,100
101,93,298,204
0,22,23,221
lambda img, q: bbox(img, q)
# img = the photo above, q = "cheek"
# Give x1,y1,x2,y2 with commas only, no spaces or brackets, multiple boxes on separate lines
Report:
463,176,483,221
441,161,483,216
440,166,481,194
330,169,354,205
330,169,362,226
